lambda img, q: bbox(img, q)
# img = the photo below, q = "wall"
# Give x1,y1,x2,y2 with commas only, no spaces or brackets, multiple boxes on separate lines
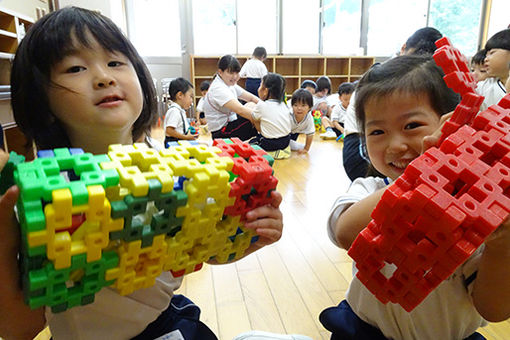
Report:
0,0,48,18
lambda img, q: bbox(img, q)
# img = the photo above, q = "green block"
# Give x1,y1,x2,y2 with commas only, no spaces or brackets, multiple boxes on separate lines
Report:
147,179,162,201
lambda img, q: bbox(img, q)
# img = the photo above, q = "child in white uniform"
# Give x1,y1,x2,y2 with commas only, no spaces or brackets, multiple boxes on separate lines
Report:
289,89,315,154
250,73,291,152
321,55,510,340
1,7,284,340
240,46,268,96
321,82,354,139
477,29,510,111
164,77,198,145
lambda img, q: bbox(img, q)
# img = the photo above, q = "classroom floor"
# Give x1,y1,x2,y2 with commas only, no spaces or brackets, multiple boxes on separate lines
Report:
31,129,510,340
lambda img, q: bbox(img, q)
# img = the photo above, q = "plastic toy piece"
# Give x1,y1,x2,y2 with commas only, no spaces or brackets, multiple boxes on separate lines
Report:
347,36,510,312
13,138,278,312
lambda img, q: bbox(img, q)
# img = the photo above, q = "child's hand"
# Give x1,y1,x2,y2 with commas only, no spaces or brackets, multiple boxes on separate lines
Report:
484,216,510,254
297,148,309,155
0,150,45,338
244,190,283,248
187,133,199,140
421,111,453,153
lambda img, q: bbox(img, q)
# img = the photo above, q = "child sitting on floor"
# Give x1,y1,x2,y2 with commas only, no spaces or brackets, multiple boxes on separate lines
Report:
250,73,292,158
320,82,354,140
164,77,199,145
289,88,315,154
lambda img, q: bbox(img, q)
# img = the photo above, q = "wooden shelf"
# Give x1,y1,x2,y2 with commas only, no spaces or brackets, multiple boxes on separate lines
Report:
190,54,375,97
0,6,34,160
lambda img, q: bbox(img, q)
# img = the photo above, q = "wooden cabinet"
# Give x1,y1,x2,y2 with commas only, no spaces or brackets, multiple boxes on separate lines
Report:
190,55,375,105
0,6,34,160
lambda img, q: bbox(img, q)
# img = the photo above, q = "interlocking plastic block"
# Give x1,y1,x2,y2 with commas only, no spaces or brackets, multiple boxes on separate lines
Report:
15,139,278,311
0,151,25,194
348,36,510,312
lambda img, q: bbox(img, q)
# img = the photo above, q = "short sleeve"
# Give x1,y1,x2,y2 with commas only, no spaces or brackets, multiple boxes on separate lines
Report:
163,107,181,129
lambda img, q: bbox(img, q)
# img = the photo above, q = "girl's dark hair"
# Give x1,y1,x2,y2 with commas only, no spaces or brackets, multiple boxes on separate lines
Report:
300,80,317,91
316,76,331,93
217,55,241,73
291,88,313,108
200,80,210,92
10,6,157,150
485,29,510,52
471,49,487,66
261,73,286,102
404,27,442,55
169,77,193,101
355,55,460,136
338,82,354,95
253,46,267,59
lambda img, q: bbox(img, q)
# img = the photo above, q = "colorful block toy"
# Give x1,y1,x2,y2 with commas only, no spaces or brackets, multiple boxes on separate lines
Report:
347,37,510,312
1,138,277,312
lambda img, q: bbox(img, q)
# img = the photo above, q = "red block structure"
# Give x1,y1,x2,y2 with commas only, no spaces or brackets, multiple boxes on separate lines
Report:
347,37,510,312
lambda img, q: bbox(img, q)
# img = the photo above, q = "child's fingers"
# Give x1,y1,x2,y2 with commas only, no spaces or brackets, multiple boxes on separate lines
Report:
0,186,20,252
254,227,282,244
0,149,10,170
0,186,19,217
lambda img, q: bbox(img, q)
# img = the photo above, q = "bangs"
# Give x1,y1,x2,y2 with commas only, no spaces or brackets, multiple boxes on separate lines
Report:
30,8,131,73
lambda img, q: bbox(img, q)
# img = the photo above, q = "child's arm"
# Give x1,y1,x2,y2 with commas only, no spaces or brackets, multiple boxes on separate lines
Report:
332,121,345,134
0,152,45,339
472,219,510,322
238,90,260,104
333,188,386,250
166,126,198,141
223,99,255,123
298,134,314,154
208,190,283,264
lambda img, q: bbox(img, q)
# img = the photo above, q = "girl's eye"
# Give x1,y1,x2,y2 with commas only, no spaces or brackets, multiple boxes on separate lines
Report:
405,122,422,130
108,61,123,67
368,129,383,136
66,66,85,73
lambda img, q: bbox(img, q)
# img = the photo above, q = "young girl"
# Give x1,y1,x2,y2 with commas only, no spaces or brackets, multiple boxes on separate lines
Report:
250,73,292,152
239,46,268,96
203,55,259,141
289,88,315,154
320,55,510,340
164,77,199,144
0,7,283,340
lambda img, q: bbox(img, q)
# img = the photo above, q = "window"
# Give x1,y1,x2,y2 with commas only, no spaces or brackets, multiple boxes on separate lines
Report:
129,0,181,57
193,0,236,54
487,0,510,45
428,0,483,56
322,0,362,55
237,0,278,54
367,0,428,56
282,0,320,54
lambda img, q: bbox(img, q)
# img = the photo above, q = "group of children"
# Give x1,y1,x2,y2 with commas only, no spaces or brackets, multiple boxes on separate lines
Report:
1,5,510,340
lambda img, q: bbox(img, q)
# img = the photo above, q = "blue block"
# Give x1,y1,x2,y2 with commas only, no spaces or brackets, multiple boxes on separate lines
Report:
37,150,55,158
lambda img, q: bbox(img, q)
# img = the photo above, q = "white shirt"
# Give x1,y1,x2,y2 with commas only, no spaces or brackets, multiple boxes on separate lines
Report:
203,76,244,132
477,77,507,112
252,99,292,138
196,97,205,113
331,103,347,123
164,102,190,135
343,91,360,135
327,177,486,340
239,58,268,79
312,95,328,111
290,110,315,135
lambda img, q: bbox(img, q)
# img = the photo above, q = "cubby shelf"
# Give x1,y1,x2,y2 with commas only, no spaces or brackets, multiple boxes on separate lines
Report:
0,6,35,160
190,55,375,105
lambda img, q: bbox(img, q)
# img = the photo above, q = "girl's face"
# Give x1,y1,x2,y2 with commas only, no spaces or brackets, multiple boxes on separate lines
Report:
47,35,143,145
258,82,268,100
471,63,488,82
485,48,510,80
218,69,240,86
292,101,311,123
364,92,441,181
176,88,194,110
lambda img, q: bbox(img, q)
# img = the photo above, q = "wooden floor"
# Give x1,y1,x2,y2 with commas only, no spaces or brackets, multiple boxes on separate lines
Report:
32,131,510,340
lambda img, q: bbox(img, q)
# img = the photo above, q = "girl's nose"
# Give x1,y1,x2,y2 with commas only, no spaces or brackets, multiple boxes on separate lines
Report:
94,67,116,89
387,135,408,153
